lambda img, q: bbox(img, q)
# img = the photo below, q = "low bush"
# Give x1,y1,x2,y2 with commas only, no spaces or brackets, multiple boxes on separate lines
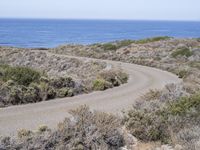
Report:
17,129,32,139
135,36,171,44
0,76,76,107
0,65,41,86
124,109,169,143
171,47,193,58
7,85,42,105
166,93,200,116
0,64,79,107
101,43,118,51
177,70,189,78
92,70,128,91
0,65,40,86
50,77,75,89
189,62,200,70
57,88,73,98
142,89,161,101
37,125,49,133
93,79,112,91
176,126,200,150
98,70,128,86
116,40,135,48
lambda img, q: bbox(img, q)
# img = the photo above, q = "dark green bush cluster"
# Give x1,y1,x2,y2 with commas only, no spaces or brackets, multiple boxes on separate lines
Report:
0,106,125,150
99,40,135,51
166,93,200,116
171,47,193,58
93,79,112,91
0,76,77,107
101,43,118,51
93,70,128,91
0,64,79,107
176,69,189,79
0,64,41,86
116,40,135,47
135,36,171,44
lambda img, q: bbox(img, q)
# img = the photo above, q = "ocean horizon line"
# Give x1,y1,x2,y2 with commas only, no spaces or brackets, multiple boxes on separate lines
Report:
0,17,200,23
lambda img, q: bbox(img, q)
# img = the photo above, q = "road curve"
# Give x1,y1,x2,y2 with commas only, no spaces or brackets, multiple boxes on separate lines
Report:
0,54,181,136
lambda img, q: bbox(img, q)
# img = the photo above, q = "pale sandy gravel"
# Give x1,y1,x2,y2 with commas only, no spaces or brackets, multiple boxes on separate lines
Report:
0,52,181,136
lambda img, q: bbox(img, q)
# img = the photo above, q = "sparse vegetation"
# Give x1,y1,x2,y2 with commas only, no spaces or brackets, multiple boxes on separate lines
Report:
17,129,32,139
0,106,130,150
99,40,135,51
101,43,118,51
124,87,200,149
0,48,129,107
142,89,161,101
171,47,193,58
124,108,169,143
189,62,200,70
167,93,200,116
135,36,171,44
116,40,135,47
1,38,200,149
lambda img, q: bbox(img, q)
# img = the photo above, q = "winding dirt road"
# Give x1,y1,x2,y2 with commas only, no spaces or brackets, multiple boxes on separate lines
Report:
0,54,181,136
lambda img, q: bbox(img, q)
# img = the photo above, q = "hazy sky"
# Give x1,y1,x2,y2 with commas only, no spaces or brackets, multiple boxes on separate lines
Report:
0,0,200,21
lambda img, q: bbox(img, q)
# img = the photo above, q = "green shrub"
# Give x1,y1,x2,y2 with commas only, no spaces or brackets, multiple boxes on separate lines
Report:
47,87,56,99
101,43,118,51
38,125,49,133
50,77,75,89
171,47,193,58
124,109,169,142
0,65,41,86
92,79,112,91
116,71,129,84
17,129,32,139
8,85,42,105
135,36,171,44
142,89,161,101
98,70,128,87
57,88,73,98
167,93,200,116
189,62,200,70
9,86,23,105
177,70,189,78
22,86,41,103
32,82,49,100
116,40,135,48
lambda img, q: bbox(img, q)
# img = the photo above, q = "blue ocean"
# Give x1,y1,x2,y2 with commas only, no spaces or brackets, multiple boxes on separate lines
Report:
0,19,200,48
